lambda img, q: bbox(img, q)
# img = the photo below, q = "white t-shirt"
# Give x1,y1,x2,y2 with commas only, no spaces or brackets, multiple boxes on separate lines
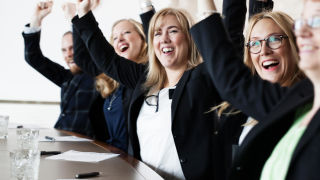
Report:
136,87,185,180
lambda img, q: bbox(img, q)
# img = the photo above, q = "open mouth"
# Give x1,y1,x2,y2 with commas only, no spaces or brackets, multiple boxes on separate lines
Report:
120,44,129,52
162,47,174,54
262,60,279,70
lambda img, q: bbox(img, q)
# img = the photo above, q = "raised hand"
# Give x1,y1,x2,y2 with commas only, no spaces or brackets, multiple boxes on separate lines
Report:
30,1,53,28
139,0,154,13
77,0,91,18
62,2,76,22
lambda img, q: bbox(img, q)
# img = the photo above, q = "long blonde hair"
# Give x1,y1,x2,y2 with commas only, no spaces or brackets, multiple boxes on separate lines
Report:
96,19,148,98
144,8,202,95
215,11,305,117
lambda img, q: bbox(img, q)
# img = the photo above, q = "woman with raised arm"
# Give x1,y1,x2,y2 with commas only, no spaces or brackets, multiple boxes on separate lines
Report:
72,0,224,179
192,0,320,179
63,1,153,152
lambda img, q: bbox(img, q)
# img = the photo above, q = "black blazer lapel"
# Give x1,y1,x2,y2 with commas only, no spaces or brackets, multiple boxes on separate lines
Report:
171,70,192,123
290,109,320,164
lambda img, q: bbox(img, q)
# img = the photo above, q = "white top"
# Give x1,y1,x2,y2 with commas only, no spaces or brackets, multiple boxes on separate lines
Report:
238,117,255,145
137,87,185,180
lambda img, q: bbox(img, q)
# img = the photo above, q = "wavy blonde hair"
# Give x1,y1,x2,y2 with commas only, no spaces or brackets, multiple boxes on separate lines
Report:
144,8,202,94
215,11,305,118
96,19,148,98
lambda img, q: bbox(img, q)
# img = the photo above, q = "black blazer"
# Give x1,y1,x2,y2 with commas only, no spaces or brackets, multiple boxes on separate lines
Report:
22,30,99,137
72,11,224,179
191,13,320,180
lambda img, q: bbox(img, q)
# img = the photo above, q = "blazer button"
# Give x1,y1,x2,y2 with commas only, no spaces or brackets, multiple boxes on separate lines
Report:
236,166,242,171
173,135,177,139
61,113,66,117
180,158,187,164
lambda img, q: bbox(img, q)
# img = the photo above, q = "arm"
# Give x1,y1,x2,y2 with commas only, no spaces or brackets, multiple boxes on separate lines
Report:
23,1,72,87
139,0,155,43
73,1,145,89
192,1,288,120
249,0,274,18
62,2,101,77
222,0,247,56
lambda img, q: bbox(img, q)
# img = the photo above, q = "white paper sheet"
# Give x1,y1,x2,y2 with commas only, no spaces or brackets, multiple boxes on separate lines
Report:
46,150,119,163
39,136,93,142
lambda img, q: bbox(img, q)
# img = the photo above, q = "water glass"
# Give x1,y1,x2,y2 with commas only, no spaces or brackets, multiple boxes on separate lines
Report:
10,149,40,180
0,115,9,139
16,128,39,150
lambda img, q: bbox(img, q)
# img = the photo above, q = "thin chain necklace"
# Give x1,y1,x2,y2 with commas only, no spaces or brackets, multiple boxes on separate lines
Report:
107,93,118,111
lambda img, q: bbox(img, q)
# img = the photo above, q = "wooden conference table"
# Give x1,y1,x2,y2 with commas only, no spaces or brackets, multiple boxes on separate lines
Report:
0,128,163,180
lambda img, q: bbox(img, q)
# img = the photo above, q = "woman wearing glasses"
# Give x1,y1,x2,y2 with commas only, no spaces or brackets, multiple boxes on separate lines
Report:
237,11,305,144
72,0,221,179
192,0,320,179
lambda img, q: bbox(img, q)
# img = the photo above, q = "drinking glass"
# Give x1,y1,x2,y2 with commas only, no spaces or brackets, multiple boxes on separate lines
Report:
10,149,40,180
0,115,9,139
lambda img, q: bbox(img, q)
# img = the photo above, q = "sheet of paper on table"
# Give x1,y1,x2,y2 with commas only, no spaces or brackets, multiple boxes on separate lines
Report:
46,150,119,163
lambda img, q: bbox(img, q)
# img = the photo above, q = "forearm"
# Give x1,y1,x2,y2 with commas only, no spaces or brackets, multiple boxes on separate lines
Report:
22,31,71,87
222,0,246,56
72,11,145,89
191,14,287,120
73,25,101,77
140,9,155,43
249,0,274,17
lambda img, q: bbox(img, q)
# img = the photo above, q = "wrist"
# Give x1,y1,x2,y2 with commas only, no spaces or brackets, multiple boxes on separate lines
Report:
30,16,42,28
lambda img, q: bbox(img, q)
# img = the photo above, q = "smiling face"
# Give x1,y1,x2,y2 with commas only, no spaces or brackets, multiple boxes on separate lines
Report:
61,33,81,75
296,0,320,78
249,18,294,84
112,20,144,62
152,15,189,72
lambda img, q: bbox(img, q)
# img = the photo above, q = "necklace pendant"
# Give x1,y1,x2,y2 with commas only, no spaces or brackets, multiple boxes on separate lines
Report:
107,107,111,111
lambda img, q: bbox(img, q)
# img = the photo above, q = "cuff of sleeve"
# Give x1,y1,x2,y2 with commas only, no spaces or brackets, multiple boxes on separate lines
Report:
24,24,41,34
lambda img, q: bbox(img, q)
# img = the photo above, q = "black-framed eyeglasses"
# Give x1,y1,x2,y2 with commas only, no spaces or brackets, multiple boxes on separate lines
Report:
144,92,159,112
294,16,320,31
246,34,288,54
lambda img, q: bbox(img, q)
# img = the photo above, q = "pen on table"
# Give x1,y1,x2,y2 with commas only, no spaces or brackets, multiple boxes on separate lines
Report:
75,172,101,179
16,125,23,128
45,136,56,141
40,151,61,155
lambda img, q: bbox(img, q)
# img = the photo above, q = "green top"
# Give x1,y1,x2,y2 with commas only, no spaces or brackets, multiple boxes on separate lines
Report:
260,103,312,180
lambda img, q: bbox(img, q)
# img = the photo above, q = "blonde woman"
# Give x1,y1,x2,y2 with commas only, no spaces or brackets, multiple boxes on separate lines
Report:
66,2,150,152
73,0,223,179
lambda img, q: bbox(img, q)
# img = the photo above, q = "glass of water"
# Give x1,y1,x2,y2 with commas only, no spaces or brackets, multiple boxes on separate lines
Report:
16,128,39,150
0,115,9,139
10,149,40,180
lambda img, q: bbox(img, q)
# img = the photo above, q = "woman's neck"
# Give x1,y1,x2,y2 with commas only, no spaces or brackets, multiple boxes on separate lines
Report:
312,82,320,111
164,67,186,88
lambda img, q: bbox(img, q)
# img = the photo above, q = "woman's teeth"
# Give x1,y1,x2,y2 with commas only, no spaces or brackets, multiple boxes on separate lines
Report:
162,47,173,53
